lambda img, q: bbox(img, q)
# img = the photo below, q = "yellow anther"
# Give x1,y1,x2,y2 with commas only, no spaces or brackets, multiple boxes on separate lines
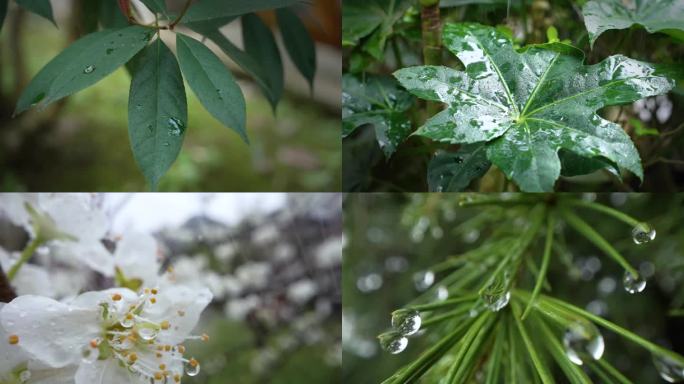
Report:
144,288,150,294
111,293,122,301
154,372,163,380
160,320,170,330
201,333,209,342
128,353,138,362
167,266,174,273
90,339,99,348
8,335,19,345
177,345,186,353
177,310,186,317
159,364,166,370
189,358,199,367
151,288,158,295
150,297,157,304
174,374,181,383
164,345,172,352
156,352,163,358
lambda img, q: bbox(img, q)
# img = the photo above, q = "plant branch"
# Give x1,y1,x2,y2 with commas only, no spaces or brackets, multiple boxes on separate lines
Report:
169,0,193,30
521,213,555,320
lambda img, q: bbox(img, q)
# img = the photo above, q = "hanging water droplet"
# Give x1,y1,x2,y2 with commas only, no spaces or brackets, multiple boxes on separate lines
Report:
18,369,31,383
167,117,185,136
138,327,158,341
632,223,655,244
413,270,434,291
563,321,605,365
81,344,99,363
652,354,684,383
185,359,201,376
481,276,510,312
622,271,646,294
378,332,408,354
83,65,95,74
435,285,449,301
391,309,422,336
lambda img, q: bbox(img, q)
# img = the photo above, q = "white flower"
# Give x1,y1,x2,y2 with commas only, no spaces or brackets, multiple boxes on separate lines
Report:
0,194,113,276
0,286,212,384
112,231,162,288
287,280,317,305
0,248,53,297
235,262,271,289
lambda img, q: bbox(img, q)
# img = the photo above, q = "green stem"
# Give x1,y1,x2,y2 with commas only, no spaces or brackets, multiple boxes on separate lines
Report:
561,208,638,277
521,213,555,320
511,302,554,384
563,199,641,227
7,236,45,281
169,0,193,29
409,293,479,311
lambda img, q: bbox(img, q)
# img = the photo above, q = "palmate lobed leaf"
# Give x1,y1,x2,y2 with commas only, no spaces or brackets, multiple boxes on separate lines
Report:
342,74,414,158
394,23,674,192
342,0,413,59
583,0,684,47
428,144,491,192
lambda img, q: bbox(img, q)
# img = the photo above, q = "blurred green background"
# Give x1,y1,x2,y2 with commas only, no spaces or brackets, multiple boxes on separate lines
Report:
0,1,341,191
343,193,684,383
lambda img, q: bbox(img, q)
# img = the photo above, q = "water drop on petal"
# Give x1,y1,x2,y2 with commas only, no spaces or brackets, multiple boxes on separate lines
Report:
622,271,646,294
391,309,422,336
563,321,605,365
185,359,201,376
19,369,31,383
138,327,158,341
632,222,655,244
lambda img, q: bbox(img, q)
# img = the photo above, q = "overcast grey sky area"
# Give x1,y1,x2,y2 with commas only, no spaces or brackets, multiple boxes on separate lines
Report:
104,193,287,233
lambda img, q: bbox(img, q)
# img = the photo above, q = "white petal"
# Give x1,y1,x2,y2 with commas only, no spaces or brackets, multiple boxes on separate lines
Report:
0,296,100,368
27,364,78,384
75,359,143,384
51,242,114,277
0,194,34,231
0,304,29,373
38,194,108,241
113,232,161,286
144,286,212,343
69,288,137,311
11,263,54,297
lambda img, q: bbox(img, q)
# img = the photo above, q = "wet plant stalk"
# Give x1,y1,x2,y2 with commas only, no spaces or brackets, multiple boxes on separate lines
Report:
420,0,441,116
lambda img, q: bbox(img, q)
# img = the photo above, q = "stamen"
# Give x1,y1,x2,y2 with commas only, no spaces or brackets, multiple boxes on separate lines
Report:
112,293,122,301
8,334,19,345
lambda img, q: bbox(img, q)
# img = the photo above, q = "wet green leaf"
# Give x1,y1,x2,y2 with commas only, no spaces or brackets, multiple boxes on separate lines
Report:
15,26,153,115
176,33,247,142
183,0,301,23
16,0,55,26
242,13,284,111
394,23,673,191
342,0,412,59
428,145,491,192
276,8,317,90
342,74,414,157
140,0,169,19
583,0,684,47
128,39,187,191
99,0,129,29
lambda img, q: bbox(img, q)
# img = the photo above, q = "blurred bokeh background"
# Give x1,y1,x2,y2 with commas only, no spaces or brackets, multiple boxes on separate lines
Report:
0,0,342,191
343,193,684,383
0,193,342,383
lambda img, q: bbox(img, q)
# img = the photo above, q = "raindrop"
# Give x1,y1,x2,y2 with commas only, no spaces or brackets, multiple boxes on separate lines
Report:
167,117,185,136
632,223,656,244
379,332,408,354
413,270,435,291
652,354,684,383
138,327,158,341
81,344,99,363
391,309,422,336
120,316,134,328
563,321,605,365
435,286,449,301
481,276,510,312
623,271,646,294
18,369,31,383
83,65,95,74
185,359,201,376
163,142,170,147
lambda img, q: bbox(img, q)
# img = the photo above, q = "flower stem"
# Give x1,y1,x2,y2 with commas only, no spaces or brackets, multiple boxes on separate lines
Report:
7,235,45,281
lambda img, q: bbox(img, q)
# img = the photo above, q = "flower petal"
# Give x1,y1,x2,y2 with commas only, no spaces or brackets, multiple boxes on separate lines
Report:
145,286,212,343
75,359,143,384
0,296,100,368
0,304,29,373
114,232,161,286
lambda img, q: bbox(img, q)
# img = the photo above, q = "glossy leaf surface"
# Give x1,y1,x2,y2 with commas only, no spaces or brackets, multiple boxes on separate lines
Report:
183,0,301,23
342,74,414,157
15,26,153,115
342,0,412,59
394,23,674,191
583,0,684,47
428,145,491,192
242,13,284,111
16,0,55,25
176,33,247,142
128,39,187,191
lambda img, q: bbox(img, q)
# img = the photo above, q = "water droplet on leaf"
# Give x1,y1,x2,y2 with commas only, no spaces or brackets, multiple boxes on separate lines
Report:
481,276,510,312
653,354,684,383
632,223,655,244
563,321,605,365
167,117,185,136
379,332,408,354
83,65,95,74
391,309,422,336
623,271,646,294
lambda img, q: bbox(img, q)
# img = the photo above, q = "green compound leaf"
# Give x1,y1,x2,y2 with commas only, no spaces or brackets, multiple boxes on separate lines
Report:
242,13,284,112
342,0,413,59
176,33,247,143
276,8,317,90
128,39,187,191
140,0,169,19
183,0,301,23
15,26,153,116
583,0,684,48
16,0,56,26
428,144,491,192
394,23,674,192
342,74,414,157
